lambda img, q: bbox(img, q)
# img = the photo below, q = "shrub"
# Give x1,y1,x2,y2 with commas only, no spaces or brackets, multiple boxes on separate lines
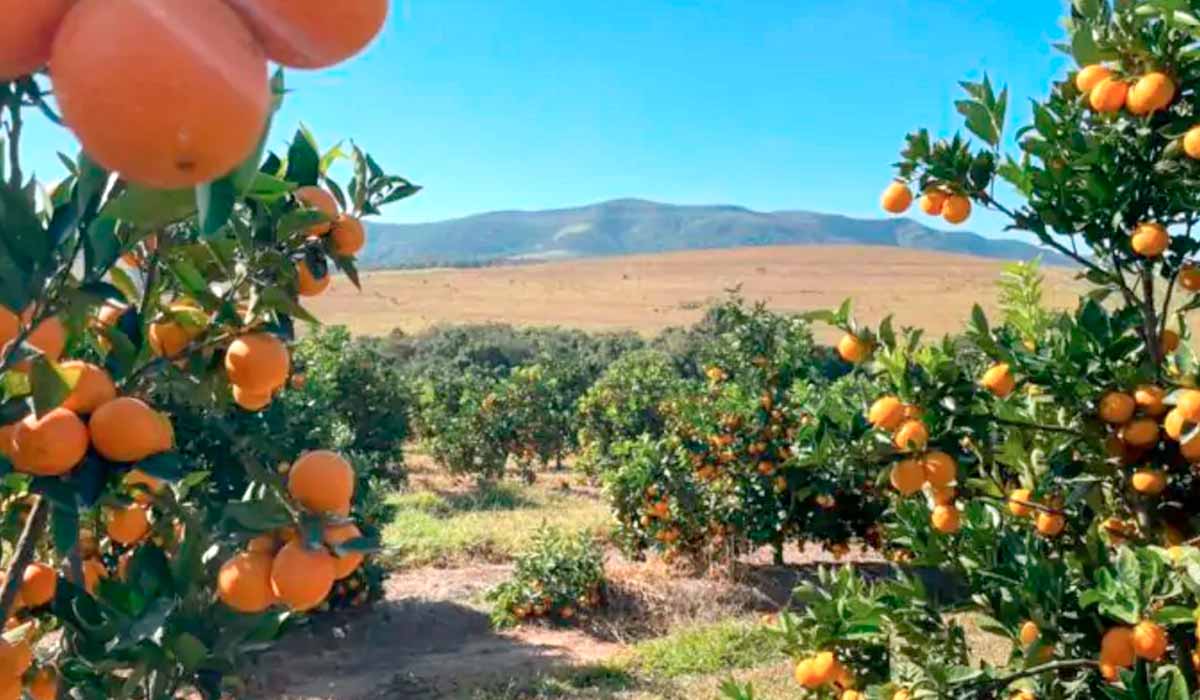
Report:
487,525,606,627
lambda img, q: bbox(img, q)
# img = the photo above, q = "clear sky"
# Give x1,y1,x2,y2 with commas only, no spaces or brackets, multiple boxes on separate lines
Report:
25,0,1072,237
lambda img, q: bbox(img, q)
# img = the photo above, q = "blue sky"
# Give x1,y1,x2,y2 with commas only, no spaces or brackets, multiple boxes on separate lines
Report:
26,0,1071,236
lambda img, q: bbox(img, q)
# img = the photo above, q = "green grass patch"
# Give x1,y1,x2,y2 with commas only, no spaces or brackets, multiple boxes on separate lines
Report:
624,619,787,680
381,481,612,568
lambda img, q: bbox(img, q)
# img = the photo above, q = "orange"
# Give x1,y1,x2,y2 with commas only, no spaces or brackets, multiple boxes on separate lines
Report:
0,0,73,79
893,420,928,452
1132,620,1168,661
808,651,839,685
232,385,273,412
1098,392,1135,424
1008,488,1034,517
105,504,150,546
923,450,957,487
293,186,339,236
1035,511,1065,537
1186,127,1200,160
51,0,270,188
82,558,106,595
836,334,870,364
1089,77,1128,113
931,485,956,506
0,422,16,461
842,692,864,700
20,563,56,607
148,304,206,359
0,306,15,351
892,691,913,700
1181,263,1200,290
918,189,946,215
880,182,912,214
124,469,165,504
942,194,971,224
1133,384,1166,417
867,396,904,431
1131,222,1169,257
224,0,389,69
90,397,172,462
217,551,275,613
324,523,365,579
9,313,67,369
794,658,821,688
1161,329,1181,354
1131,468,1167,495
890,458,925,496
1183,435,1200,462
296,260,330,297
1166,408,1187,440
287,450,355,514
1075,64,1112,93
247,534,278,554
0,638,31,679
1101,627,1136,668
269,541,336,611
981,363,1015,397
27,668,57,700
330,215,366,256
59,361,118,415
1127,72,1175,115
931,505,961,534
1019,620,1040,646
11,407,89,476
1120,418,1159,448
1100,662,1119,682
225,332,291,394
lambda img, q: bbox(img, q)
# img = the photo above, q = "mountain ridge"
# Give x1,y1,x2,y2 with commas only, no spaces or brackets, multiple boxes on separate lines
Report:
358,198,1070,269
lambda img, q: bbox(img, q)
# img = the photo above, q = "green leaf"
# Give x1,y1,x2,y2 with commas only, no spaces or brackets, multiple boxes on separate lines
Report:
223,499,292,533
169,632,209,672
29,356,72,418
285,127,321,187
1071,26,1103,66
102,186,197,228
135,452,185,482
260,286,319,325
82,218,120,282
956,100,1000,147
196,176,237,237
50,497,79,560
1151,606,1195,626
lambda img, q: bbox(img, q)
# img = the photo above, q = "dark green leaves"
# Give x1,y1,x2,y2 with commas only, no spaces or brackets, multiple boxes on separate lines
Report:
956,76,1007,148
285,127,321,187
196,176,237,237
30,356,73,418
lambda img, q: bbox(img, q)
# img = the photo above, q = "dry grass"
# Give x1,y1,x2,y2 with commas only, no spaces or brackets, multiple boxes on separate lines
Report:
306,245,1079,342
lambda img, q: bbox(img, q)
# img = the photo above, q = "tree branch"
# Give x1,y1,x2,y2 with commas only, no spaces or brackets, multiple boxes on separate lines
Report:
0,497,48,618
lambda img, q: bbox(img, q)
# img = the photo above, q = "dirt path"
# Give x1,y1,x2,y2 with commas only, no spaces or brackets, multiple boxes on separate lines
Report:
250,565,624,700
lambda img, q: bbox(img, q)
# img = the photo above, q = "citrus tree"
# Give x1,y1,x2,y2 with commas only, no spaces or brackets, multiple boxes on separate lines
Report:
0,1,417,697
729,1,1200,698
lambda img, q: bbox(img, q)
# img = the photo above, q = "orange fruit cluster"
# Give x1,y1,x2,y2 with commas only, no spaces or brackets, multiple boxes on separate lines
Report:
880,181,972,225
0,0,388,188
0,627,54,700
1078,66,1176,116
793,651,856,693
1098,621,1167,682
870,397,963,534
291,185,372,297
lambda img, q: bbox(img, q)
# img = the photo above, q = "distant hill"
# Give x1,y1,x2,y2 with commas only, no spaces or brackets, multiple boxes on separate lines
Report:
359,198,1070,269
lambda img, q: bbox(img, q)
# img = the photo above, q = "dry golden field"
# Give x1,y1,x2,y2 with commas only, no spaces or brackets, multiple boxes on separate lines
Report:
308,245,1081,341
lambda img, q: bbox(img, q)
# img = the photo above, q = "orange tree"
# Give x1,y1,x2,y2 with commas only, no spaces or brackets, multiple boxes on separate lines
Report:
729,1,1200,698
0,1,415,698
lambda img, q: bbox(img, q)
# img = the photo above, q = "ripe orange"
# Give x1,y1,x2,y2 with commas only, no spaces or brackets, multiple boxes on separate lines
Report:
1089,77,1128,113
931,505,961,534
880,182,913,214
981,363,1015,397
287,450,355,514
51,0,271,188
836,333,870,364
270,541,337,611
942,194,971,224
224,0,389,69
0,0,73,79
794,658,821,688
331,216,366,256
293,186,340,235
325,523,364,579
225,332,291,394
0,306,15,350
923,450,957,487
217,551,275,613
89,397,173,462
105,504,150,546
11,314,66,369
892,690,913,700
1098,391,1135,424
296,260,330,297
1101,627,1136,668
124,469,165,504
1100,662,1119,683
59,361,118,415
1131,222,1169,258
1019,621,1040,646
0,638,31,679
1181,263,1200,290
890,458,925,496
1183,435,1200,462
841,691,864,700
931,485,956,506
27,668,57,700
82,558,107,595
918,189,947,215
867,396,905,431
1075,64,1112,93
20,563,57,607
1133,384,1166,417
1161,329,1181,354
1131,468,1167,496
0,422,15,461
808,651,839,685
232,385,273,412
1035,511,1065,537
1185,127,1200,160
11,407,89,476
1132,620,1168,661
1008,488,1034,517
148,304,206,359
1127,72,1175,115
1168,408,1191,440
893,420,928,452
1120,418,1159,448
